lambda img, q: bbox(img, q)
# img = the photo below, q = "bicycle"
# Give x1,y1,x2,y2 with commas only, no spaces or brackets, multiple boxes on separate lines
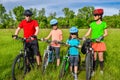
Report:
81,38,94,80
59,42,81,80
59,48,70,79
41,38,64,74
11,35,39,80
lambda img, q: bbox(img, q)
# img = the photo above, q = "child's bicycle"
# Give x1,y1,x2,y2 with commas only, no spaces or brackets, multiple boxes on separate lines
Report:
59,48,70,79
11,35,40,80
81,38,94,80
41,38,64,74
59,42,81,80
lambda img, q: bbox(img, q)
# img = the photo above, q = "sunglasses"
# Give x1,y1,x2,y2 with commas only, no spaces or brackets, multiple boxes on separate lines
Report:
25,15,31,17
51,24,58,27
93,14,99,16
71,33,76,35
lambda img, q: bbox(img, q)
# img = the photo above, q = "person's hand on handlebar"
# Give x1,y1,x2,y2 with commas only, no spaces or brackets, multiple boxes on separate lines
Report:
31,35,37,40
82,36,86,41
12,35,18,39
53,40,58,44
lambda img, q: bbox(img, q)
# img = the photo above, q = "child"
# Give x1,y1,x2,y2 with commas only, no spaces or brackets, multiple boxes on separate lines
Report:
83,9,108,75
66,27,81,80
45,19,62,66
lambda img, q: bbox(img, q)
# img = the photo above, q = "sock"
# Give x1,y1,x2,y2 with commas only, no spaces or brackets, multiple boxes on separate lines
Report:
100,61,104,71
93,60,96,71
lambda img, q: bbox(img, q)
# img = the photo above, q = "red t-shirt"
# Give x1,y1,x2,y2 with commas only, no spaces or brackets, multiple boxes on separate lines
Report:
19,20,39,38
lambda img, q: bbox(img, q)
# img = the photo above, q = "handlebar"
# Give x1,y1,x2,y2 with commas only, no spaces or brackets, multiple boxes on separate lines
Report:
39,38,65,45
12,35,36,42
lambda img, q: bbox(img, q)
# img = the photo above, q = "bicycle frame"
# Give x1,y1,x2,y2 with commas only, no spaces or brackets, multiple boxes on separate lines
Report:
12,36,36,80
62,53,70,71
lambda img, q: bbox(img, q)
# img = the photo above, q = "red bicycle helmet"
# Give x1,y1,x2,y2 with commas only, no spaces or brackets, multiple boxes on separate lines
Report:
93,9,104,15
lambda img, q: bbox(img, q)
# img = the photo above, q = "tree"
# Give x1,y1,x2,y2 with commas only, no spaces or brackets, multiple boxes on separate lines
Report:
0,4,6,28
62,8,75,28
13,6,24,21
77,6,94,26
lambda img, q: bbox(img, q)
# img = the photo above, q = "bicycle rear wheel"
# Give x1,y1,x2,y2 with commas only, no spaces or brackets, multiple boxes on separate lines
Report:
42,51,49,74
12,53,25,80
85,53,93,80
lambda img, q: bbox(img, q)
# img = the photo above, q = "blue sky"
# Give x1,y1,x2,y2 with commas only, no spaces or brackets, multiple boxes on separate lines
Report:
1,0,120,17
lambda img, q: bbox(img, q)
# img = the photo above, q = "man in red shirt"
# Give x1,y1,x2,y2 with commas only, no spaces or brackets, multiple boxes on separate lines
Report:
13,9,41,68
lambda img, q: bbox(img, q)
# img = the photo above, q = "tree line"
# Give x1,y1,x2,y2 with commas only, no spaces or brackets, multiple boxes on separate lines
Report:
0,4,120,29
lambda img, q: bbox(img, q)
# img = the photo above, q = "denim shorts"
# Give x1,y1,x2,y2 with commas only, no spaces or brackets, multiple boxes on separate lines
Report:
69,55,79,66
51,46,60,59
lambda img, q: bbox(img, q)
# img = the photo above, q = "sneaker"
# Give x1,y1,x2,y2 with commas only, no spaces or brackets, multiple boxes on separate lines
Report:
74,74,78,80
100,70,103,75
91,71,95,76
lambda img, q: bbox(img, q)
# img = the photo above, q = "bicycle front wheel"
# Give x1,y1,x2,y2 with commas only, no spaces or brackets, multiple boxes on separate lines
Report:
85,53,93,80
12,53,25,80
42,51,49,74
59,60,69,79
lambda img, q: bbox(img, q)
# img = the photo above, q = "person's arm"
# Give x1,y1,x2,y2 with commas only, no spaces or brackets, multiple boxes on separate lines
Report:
103,29,108,37
13,27,21,39
45,31,52,40
59,30,62,41
15,27,21,35
34,26,39,36
84,28,92,37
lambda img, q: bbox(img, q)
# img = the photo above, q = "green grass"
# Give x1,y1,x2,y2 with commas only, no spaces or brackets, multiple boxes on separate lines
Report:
0,29,120,80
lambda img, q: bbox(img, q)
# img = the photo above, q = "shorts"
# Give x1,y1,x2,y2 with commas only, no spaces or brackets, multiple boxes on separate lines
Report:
69,55,79,66
51,46,60,59
92,42,106,52
25,39,40,56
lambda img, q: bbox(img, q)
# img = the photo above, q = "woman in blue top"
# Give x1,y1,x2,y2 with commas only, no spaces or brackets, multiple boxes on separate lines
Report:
66,27,81,80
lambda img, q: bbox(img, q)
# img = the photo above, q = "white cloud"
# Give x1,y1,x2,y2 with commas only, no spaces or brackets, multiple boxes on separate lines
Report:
1,0,120,17
0,0,24,3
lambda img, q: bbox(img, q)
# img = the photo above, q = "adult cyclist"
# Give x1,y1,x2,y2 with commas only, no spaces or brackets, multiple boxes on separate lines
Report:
13,9,42,69
83,9,108,75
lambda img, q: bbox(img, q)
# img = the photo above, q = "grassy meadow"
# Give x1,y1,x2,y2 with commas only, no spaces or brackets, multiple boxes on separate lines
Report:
0,29,120,80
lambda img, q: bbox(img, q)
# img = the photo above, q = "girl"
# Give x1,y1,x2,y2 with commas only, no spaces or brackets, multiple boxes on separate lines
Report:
66,27,81,80
84,9,108,75
45,19,62,66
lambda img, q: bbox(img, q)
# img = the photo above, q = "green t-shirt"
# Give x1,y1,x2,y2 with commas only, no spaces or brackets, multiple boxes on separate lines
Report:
90,21,107,39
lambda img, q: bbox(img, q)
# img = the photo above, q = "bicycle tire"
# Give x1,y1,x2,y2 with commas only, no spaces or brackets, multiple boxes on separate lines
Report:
85,53,93,80
12,53,25,80
59,60,68,79
42,51,49,74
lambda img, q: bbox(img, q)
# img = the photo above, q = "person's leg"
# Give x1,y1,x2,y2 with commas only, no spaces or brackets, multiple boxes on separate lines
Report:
98,51,104,72
69,56,74,75
93,52,97,71
32,40,41,66
36,55,40,65
54,47,60,66
91,52,97,76
74,56,79,80
74,66,78,80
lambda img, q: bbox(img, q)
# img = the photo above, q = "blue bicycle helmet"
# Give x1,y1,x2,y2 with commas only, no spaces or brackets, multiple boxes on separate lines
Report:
50,19,58,26
70,27,78,33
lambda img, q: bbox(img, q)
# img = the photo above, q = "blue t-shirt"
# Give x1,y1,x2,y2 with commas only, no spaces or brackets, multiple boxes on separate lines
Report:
66,38,80,56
